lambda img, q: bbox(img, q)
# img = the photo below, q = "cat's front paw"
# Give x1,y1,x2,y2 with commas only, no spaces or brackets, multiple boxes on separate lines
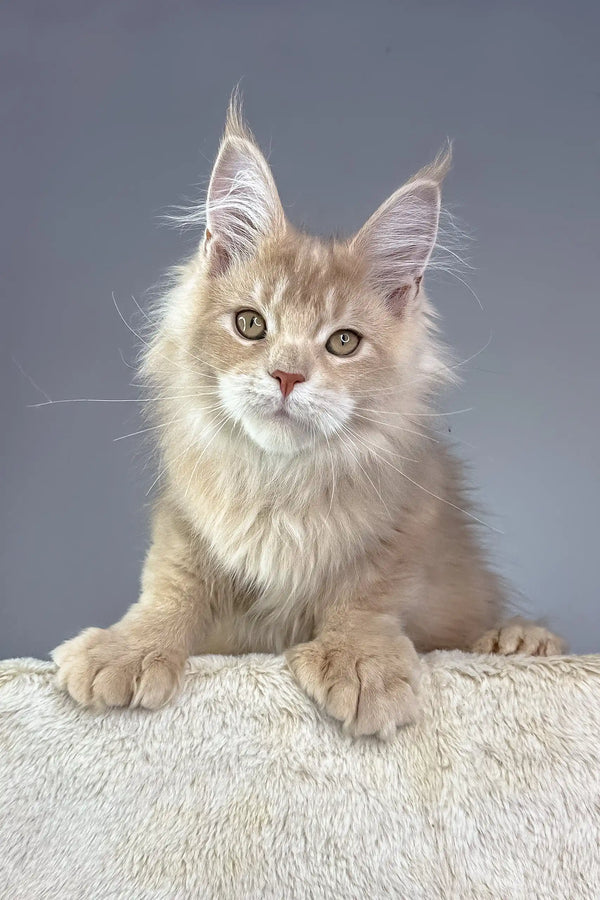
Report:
286,633,421,740
52,627,186,710
472,617,566,656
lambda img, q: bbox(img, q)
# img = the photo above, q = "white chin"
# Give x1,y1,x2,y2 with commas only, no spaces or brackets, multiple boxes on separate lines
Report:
242,415,313,455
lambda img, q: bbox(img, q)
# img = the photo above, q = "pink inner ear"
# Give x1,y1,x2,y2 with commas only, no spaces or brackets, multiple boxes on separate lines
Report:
205,232,231,277
387,276,421,315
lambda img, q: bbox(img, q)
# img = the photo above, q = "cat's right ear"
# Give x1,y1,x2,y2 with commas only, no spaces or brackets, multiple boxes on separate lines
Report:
350,146,451,314
203,100,284,276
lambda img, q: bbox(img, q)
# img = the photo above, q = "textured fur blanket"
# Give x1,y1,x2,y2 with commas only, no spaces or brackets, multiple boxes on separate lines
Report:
1,652,600,899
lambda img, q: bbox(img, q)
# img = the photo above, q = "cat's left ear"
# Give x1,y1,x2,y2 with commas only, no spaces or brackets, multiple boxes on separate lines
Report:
203,97,285,276
350,146,451,313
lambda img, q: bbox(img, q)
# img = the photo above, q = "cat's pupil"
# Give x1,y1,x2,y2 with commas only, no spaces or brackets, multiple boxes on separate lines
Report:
236,309,267,340
340,333,349,344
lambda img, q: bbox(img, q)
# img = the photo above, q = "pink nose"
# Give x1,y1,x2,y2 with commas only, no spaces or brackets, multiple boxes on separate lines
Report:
270,369,306,398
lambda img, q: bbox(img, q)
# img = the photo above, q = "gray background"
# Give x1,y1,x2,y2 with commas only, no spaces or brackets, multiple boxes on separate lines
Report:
1,0,598,658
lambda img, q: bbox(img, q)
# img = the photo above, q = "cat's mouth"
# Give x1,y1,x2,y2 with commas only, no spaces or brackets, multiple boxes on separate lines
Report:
270,406,294,420
257,400,312,432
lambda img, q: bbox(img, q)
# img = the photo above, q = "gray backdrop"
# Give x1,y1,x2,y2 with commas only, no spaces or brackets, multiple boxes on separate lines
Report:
2,0,598,658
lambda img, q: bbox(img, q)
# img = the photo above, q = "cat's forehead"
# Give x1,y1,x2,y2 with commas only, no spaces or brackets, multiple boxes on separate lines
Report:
250,235,361,326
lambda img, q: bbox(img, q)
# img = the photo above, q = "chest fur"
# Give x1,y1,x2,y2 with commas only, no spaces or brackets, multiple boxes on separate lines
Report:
183,455,390,620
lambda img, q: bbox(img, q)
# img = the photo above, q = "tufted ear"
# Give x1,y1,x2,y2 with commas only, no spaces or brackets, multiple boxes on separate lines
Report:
351,147,451,313
203,99,284,276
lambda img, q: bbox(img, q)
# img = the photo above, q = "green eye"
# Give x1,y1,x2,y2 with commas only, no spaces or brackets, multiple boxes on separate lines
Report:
235,309,267,340
326,329,361,357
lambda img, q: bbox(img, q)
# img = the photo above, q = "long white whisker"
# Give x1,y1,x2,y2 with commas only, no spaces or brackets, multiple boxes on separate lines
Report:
29,394,215,408
337,421,392,519
145,405,232,499
322,428,337,528
352,411,439,442
351,405,473,419
146,435,197,497
112,405,223,443
409,407,473,418
183,413,230,499
145,404,231,497
113,420,176,442
12,356,53,403
347,426,502,534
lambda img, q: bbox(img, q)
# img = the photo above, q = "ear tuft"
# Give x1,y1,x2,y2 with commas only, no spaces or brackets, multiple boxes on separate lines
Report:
203,94,284,276
223,86,253,144
408,140,453,187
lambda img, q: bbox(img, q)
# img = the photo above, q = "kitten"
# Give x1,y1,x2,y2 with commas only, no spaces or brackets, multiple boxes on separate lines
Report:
53,100,564,738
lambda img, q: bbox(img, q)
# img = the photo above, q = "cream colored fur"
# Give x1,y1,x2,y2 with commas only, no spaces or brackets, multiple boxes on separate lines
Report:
53,100,564,737
2,652,599,899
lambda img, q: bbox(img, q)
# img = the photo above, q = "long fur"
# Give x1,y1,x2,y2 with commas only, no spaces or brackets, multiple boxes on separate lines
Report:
53,100,564,738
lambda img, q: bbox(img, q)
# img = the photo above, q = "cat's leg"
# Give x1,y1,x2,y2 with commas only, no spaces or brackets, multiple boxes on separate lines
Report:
285,606,422,740
472,616,566,656
53,501,218,709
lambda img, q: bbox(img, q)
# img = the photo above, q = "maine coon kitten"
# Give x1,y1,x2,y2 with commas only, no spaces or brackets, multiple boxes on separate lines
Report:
53,101,564,738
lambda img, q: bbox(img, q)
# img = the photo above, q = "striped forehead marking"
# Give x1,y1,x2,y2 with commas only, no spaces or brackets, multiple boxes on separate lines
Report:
269,276,289,309
323,286,337,318
250,279,265,305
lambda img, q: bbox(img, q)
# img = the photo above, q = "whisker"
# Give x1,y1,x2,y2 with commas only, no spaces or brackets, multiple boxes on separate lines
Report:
29,394,215,408
113,420,176,442
344,426,502,534
146,436,194,497
352,406,473,418
337,421,392,519
352,411,439,442
144,411,227,498
111,405,223,443
408,408,473,418
117,348,138,371
322,428,337,527
183,413,230,499
12,356,53,403
341,422,419,464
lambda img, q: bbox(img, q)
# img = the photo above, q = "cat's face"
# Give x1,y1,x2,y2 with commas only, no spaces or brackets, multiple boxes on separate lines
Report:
148,103,450,460
188,235,413,455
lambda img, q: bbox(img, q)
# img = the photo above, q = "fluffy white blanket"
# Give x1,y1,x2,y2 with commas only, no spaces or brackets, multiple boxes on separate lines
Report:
1,652,599,899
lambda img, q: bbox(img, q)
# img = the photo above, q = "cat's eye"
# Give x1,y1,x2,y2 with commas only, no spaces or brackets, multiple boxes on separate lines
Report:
326,329,361,357
235,309,267,340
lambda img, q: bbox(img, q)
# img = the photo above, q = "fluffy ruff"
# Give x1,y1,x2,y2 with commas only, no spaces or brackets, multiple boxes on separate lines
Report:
2,652,599,899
